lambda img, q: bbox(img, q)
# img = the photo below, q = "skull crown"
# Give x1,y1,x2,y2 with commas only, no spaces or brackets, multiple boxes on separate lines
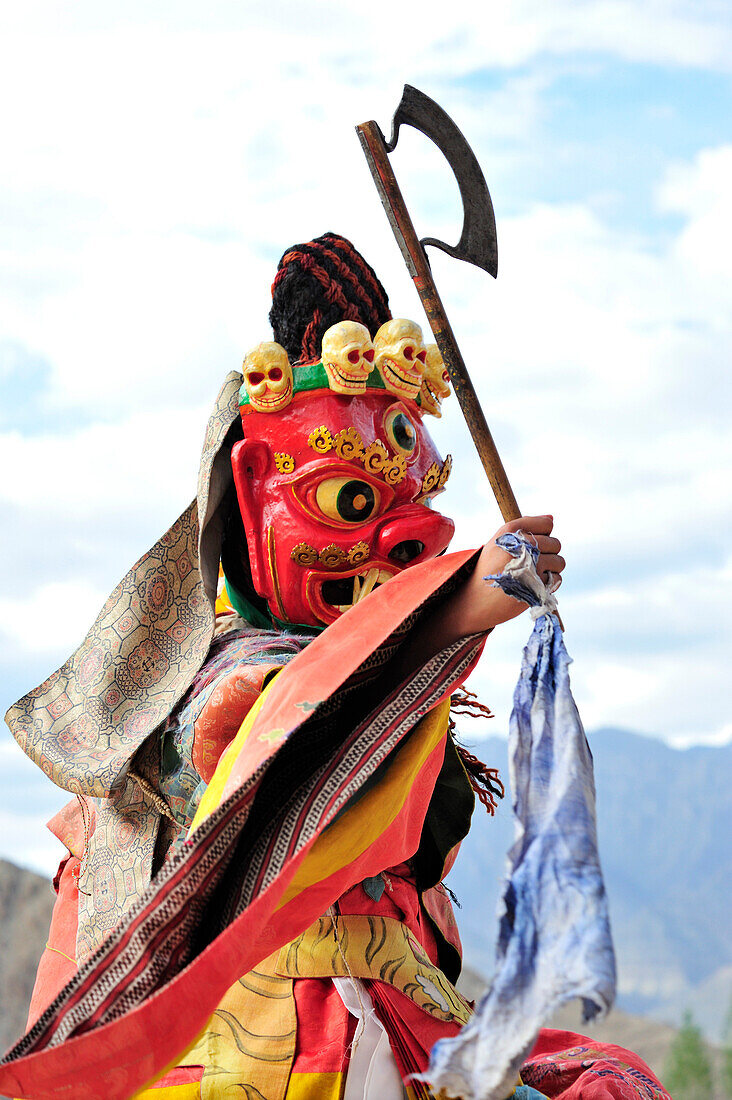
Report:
238,318,446,415
420,344,451,417
321,321,376,395
241,342,293,413
374,318,427,402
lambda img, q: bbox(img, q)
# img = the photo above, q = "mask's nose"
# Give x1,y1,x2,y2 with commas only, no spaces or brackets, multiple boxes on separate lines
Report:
374,505,455,568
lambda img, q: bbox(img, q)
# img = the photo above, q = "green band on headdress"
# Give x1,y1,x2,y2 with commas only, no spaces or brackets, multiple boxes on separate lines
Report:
238,361,387,408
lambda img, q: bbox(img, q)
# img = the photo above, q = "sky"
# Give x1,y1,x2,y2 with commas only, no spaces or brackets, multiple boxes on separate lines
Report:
1,0,730,875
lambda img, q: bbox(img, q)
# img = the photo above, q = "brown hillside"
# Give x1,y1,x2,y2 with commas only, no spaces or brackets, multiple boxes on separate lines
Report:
459,966,724,1096
0,860,54,1053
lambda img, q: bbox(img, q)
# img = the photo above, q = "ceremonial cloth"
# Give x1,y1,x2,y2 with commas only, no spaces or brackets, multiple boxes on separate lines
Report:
0,547,484,1100
427,535,616,1100
522,1029,672,1100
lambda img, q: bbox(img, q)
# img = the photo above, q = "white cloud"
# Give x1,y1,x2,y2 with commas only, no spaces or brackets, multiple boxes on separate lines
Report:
3,135,730,747
0,738,69,878
572,646,732,747
0,406,204,515
2,2,731,73
0,808,63,878
0,580,107,656
658,143,732,291
436,193,732,744
465,555,732,748
0,6,730,781
433,159,732,579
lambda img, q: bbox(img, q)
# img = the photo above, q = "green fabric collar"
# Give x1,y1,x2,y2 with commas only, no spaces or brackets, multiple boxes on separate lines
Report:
223,572,325,636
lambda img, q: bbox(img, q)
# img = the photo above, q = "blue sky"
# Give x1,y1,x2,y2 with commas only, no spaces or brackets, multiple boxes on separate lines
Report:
457,60,732,221
1,0,730,874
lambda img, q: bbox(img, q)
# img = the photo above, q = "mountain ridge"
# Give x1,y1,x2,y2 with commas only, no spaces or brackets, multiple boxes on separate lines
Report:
446,725,732,1041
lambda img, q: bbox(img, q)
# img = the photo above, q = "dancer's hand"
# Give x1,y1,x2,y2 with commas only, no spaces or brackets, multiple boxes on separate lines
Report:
391,516,565,680
449,515,565,636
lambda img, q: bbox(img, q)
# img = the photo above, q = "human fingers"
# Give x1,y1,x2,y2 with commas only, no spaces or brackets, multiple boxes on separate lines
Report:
534,534,561,555
502,515,554,537
537,553,566,577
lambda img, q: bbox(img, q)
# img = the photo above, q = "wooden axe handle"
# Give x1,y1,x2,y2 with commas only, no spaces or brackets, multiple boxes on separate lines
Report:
357,120,521,522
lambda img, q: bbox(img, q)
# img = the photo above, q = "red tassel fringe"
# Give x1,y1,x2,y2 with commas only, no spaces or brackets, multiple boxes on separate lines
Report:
450,688,505,816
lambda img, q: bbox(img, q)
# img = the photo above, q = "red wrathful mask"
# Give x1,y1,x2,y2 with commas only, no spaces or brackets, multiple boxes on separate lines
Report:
231,325,454,629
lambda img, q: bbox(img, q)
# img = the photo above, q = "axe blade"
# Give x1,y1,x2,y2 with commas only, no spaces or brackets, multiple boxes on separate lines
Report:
357,89,520,522
387,84,498,278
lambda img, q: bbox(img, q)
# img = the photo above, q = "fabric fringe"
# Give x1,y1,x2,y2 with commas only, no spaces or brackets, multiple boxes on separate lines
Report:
450,688,504,816
189,623,311,698
450,686,494,722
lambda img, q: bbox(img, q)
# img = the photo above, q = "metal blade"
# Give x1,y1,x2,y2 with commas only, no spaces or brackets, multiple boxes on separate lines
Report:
386,84,498,278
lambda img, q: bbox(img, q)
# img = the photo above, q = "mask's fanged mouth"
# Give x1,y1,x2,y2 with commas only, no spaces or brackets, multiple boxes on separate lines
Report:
321,566,393,612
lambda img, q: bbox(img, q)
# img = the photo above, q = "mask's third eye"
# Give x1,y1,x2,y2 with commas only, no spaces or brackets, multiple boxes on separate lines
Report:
384,407,418,456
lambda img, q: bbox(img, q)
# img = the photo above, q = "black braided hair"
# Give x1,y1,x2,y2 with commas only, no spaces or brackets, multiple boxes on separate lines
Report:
269,232,391,365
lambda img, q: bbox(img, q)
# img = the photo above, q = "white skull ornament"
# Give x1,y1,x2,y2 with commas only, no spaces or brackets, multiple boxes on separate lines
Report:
373,318,427,401
321,321,375,395
419,344,451,417
241,342,293,413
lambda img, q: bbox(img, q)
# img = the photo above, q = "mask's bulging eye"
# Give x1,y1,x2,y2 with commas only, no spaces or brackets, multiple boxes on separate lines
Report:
316,478,379,524
384,406,418,457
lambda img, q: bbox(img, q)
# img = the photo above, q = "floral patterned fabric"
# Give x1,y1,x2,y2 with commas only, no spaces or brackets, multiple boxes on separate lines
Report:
522,1030,672,1100
158,624,309,849
5,372,243,799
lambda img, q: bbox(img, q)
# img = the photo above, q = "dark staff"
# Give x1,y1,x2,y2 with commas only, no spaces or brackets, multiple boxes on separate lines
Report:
356,85,521,523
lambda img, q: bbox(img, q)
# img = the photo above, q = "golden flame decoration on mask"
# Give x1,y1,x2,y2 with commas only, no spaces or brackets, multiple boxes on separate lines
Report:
384,455,407,485
308,426,334,453
319,544,347,569
274,452,295,474
416,455,452,502
334,427,365,461
307,425,407,485
362,440,389,473
291,539,371,569
421,462,441,495
291,543,319,567
348,540,370,566
438,454,453,489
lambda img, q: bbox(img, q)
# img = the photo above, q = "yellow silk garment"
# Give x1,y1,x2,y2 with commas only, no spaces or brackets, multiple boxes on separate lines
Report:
135,695,470,1099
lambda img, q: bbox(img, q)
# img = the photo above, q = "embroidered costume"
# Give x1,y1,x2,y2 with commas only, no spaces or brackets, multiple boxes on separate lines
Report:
2,235,670,1100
